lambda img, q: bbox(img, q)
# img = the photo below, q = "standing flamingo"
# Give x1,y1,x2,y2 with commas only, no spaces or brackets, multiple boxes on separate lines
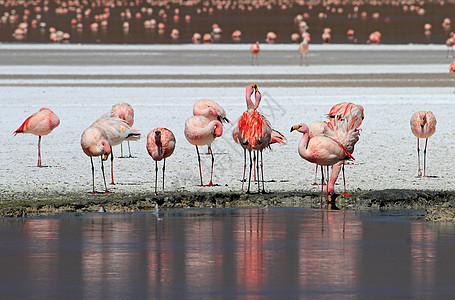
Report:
410,111,437,177
193,99,230,124
291,123,354,208
80,126,112,194
326,102,364,195
299,38,309,66
147,128,176,195
13,108,60,167
325,115,361,197
110,103,135,158
450,61,455,93
308,121,329,185
184,115,223,186
91,116,140,184
446,32,455,58
250,41,259,65
236,84,272,193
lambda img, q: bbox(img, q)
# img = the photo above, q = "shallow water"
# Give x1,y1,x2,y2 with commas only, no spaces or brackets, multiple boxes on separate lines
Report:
1,208,454,299
1,2,454,44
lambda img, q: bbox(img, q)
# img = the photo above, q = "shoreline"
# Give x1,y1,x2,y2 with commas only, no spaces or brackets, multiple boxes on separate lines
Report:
1,189,454,221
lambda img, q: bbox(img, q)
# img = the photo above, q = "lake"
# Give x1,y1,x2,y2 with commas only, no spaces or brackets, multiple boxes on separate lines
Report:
1,207,454,299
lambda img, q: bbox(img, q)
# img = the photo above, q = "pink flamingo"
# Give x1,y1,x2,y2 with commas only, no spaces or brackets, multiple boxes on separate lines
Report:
232,126,286,182
326,102,364,195
299,38,309,66
184,115,223,186
236,84,272,193
13,108,60,167
80,126,112,194
308,121,329,185
410,111,437,177
446,32,455,58
91,116,140,184
450,61,455,93
110,103,135,158
291,123,354,208
146,128,176,195
325,115,361,197
250,41,259,65
193,99,230,124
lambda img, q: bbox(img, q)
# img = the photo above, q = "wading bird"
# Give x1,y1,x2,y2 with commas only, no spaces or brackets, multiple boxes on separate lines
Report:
13,108,60,167
147,128,176,195
236,84,272,193
291,123,354,208
110,103,135,157
410,111,436,177
80,126,111,194
184,115,223,186
250,41,260,65
91,116,140,184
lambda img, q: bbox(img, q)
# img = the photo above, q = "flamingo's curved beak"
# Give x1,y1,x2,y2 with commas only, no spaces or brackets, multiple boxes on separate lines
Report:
290,124,300,132
103,153,109,161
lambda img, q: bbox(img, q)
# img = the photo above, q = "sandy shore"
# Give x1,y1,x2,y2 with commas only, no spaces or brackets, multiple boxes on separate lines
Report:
1,44,455,219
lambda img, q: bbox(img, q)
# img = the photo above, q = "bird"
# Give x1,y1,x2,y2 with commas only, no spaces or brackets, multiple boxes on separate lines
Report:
193,99,229,154
324,114,361,196
193,99,230,124
326,102,364,195
250,41,259,65
80,126,112,194
184,115,223,186
110,103,135,158
328,102,364,128
308,121,329,185
290,123,354,208
146,128,176,195
410,111,437,177
91,116,140,184
13,107,60,167
236,84,272,193
299,37,309,66
450,61,455,93
446,32,455,58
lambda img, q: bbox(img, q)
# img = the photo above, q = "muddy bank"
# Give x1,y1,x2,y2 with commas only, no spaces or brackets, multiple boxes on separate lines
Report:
1,189,455,221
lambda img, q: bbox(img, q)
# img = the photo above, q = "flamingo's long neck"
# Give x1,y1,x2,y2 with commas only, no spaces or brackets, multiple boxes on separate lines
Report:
213,121,223,137
154,133,164,160
298,129,310,159
246,86,255,110
253,90,261,110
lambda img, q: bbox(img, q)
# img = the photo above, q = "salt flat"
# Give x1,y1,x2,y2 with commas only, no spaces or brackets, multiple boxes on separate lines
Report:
1,44,454,200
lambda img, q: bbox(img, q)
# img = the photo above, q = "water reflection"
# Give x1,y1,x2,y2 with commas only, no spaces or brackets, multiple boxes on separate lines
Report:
0,208,454,298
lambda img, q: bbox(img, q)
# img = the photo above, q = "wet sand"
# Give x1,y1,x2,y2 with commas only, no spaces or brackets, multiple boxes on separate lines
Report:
1,44,455,219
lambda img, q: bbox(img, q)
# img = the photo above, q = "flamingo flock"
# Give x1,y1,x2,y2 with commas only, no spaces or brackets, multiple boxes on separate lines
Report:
13,82,442,209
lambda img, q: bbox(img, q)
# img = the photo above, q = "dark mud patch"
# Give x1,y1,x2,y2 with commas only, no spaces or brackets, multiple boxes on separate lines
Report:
1,189,455,221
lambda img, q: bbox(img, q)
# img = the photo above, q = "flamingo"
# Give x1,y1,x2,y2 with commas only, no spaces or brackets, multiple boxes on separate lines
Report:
290,123,354,208
299,37,309,66
250,41,259,65
13,108,60,167
193,99,230,123
308,121,329,185
110,103,135,158
80,126,112,194
410,111,437,177
184,115,223,186
236,84,272,193
446,32,455,58
326,102,364,195
325,115,361,196
450,61,455,93
146,128,176,195
91,116,140,184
